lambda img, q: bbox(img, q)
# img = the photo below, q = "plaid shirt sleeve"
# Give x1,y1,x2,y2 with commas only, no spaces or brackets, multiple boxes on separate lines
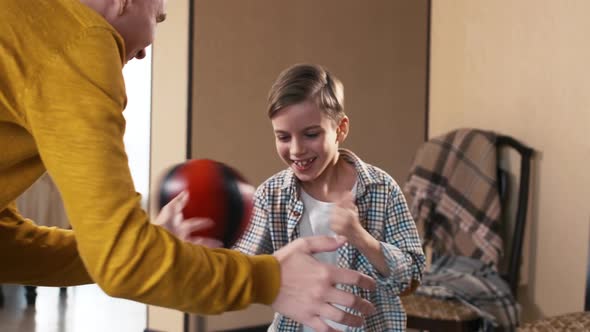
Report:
231,186,274,255
357,184,426,295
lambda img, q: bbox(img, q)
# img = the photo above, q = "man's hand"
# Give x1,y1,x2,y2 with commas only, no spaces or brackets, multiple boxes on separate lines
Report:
154,191,223,248
271,236,376,332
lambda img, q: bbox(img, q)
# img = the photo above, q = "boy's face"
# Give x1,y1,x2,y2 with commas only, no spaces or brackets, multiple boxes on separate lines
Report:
271,100,344,184
107,0,167,62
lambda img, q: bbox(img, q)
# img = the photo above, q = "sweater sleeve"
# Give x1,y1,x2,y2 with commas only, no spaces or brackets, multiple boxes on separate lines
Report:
0,201,93,286
23,27,280,314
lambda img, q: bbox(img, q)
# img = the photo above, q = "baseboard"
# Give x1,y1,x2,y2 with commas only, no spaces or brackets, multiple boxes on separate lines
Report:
518,285,545,323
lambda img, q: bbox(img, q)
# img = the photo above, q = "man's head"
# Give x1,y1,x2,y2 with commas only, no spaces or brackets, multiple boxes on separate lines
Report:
82,0,167,62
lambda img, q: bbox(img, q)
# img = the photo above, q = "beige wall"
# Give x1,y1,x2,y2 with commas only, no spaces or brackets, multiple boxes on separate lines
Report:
190,0,429,329
191,0,429,185
147,0,190,330
430,0,590,320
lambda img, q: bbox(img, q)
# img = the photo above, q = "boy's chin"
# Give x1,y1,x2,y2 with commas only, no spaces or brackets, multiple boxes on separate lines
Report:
292,171,319,183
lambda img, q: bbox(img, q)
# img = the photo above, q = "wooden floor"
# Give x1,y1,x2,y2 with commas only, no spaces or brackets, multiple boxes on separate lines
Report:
0,284,146,332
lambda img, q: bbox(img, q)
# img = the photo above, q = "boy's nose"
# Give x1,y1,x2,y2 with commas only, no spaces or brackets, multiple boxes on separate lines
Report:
290,139,306,155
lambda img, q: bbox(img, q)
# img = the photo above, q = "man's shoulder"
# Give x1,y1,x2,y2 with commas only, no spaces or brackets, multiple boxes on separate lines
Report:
4,0,119,59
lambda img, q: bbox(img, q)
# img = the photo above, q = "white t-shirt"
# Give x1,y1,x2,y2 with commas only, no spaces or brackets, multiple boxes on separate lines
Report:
298,185,357,332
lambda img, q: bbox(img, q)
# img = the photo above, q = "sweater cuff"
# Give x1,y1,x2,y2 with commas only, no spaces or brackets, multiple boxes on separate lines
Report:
248,254,281,305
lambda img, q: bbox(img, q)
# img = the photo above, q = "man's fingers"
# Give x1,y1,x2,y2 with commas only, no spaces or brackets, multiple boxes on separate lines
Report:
271,237,376,329
318,303,364,327
179,218,214,235
159,191,188,218
306,317,339,332
191,237,223,248
173,190,189,212
176,218,221,247
167,190,187,206
297,236,347,254
324,287,375,316
330,267,376,292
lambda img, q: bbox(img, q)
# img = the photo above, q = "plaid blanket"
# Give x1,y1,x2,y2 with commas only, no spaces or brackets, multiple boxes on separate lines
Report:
404,129,503,266
417,255,520,331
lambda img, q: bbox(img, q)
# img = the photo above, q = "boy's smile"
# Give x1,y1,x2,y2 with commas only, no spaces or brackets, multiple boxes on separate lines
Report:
292,157,317,171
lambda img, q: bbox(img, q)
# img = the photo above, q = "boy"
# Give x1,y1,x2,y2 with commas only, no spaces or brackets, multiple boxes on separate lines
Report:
234,64,426,331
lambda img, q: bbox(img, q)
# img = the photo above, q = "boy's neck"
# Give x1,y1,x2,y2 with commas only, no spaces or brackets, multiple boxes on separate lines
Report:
301,155,356,202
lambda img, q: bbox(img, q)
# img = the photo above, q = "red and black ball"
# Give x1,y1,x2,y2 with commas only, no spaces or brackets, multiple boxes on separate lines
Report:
158,159,255,248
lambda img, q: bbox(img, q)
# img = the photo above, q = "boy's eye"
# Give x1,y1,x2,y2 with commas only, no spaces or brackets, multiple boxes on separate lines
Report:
305,132,319,138
276,135,290,142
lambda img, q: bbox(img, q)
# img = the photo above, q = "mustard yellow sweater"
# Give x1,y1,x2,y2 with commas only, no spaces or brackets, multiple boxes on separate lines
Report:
0,0,279,314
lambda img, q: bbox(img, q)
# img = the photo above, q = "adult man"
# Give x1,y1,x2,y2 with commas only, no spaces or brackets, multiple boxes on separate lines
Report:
0,0,375,330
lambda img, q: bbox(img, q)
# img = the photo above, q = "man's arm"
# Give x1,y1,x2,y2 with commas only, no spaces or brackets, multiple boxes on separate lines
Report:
23,27,279,314
0,202,92,286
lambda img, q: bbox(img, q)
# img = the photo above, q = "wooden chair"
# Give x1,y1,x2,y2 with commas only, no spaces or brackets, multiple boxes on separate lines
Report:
402,134,534,331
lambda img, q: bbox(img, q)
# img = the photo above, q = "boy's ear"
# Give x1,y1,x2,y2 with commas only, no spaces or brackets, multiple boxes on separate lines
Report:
336,116,350,143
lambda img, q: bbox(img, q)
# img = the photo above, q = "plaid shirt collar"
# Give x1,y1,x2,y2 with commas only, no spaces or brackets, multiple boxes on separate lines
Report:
279,148,379,197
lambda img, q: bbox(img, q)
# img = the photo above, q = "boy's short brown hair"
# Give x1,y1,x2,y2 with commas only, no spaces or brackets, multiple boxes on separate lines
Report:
267,64,345,122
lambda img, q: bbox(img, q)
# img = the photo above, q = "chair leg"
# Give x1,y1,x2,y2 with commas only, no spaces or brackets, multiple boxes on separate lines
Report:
25,286,37,306
0,285,4,307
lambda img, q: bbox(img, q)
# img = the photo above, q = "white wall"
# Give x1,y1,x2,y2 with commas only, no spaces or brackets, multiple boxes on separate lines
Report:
123,47,152,209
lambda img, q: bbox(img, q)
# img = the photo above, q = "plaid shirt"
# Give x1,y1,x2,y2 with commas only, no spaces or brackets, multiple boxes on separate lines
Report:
233,150,425,331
